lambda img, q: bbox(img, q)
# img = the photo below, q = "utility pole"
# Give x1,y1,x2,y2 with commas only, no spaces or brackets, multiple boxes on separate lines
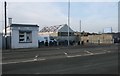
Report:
111,27,112,33
67,0,70,46
79,20,81,45
4,1,7,49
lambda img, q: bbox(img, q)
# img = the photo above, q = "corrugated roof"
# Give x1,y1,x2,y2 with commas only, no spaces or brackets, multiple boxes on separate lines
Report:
40,24,65,32
10,24,39,27
40,24,75,32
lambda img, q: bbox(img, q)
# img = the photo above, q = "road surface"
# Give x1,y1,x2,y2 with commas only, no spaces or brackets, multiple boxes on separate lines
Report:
2,52,118,74
2,44,119,74
2,44,118,64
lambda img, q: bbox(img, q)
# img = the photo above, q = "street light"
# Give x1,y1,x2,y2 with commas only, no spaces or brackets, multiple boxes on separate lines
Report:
4,1,7,49
67,0,70,46
79,20,81,45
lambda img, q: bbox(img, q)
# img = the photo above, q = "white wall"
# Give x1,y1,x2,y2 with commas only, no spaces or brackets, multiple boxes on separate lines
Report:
11,27,38,49
38,35,51,43
58,36,76,41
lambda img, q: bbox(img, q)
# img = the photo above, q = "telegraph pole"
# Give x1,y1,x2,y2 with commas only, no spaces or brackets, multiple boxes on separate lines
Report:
67,0,70,46
79,20,81,45
4,1,7,49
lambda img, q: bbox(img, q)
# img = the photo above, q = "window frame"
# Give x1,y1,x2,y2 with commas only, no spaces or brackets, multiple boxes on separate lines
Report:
19,30,32,43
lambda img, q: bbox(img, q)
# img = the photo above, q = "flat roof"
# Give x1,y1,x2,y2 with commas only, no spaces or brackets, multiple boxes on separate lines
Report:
10,24,39,27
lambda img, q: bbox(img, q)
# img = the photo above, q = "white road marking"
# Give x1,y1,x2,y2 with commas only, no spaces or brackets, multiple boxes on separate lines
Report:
64,52,67,55
103,50,111,53
83,54,91,56
93,52,106,55
85,50,94,55
35,55,39,59
34,55,39,61
35,55,39,58
67,51,108,58
67,55,82,58
2,50,112,64
2,58,46,65
34,59,37,61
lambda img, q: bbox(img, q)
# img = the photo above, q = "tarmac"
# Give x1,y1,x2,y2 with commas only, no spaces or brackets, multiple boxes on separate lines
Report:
2,44,118,64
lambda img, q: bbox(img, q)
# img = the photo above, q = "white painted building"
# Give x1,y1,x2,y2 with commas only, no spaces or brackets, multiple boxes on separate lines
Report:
38,34,51,43
7,24,39,49
38,24,76,45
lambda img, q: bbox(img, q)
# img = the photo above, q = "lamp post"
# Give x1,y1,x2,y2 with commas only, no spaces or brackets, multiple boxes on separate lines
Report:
79,20,81,45
67,0,70,46
4,1,7,49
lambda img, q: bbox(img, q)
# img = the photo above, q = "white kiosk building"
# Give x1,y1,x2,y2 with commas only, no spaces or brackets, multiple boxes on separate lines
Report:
6,24,39,49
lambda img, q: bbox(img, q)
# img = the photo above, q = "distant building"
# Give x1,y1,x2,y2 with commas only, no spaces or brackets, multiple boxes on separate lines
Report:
103,27,112,33
81,33,120,44
77,32,120,44
108,33,120,43
4,24,39,49
38,24,76,45
88,34,113,44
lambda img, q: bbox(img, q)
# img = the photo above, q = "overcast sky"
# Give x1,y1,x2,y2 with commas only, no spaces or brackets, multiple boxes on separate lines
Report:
0,0,119,33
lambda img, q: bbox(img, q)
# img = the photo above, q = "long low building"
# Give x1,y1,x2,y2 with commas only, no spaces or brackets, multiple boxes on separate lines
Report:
88,34,113,44
79,33,120,44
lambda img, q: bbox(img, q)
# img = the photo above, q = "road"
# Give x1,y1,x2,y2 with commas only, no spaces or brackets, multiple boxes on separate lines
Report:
2,44,118,64
2,52,118,74
2,44,119,74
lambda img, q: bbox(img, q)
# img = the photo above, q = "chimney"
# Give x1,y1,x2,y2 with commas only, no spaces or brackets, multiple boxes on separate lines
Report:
8,18,12,26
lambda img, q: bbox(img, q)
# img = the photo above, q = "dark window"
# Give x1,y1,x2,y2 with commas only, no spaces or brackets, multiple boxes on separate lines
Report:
19,31,32,43
58,32,74,36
